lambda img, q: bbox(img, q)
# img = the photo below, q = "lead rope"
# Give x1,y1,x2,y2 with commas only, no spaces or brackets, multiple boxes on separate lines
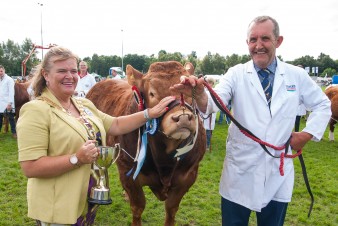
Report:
202,80,313,217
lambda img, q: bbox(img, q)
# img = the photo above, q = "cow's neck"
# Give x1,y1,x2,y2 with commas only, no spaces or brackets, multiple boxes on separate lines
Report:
147,136,181,189
149,133,184,156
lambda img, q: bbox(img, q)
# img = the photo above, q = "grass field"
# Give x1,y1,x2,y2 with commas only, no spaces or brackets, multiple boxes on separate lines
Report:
0,117,337,226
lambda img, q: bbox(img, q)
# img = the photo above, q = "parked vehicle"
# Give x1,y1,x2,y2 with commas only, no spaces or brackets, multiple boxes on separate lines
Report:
109,67,125,78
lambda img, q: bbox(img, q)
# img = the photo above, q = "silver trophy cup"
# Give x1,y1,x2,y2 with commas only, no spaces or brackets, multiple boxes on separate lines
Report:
88,144,120,205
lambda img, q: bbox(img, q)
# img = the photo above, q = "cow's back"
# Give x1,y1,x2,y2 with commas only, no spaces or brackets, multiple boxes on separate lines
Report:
86,79,134,117
86,79,139,159
325,86,338,116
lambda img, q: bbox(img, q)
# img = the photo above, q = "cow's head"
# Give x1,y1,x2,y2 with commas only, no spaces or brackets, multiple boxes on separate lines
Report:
126,61,197,142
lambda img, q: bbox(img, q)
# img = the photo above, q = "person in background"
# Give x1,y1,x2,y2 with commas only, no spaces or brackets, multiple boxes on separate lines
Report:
17,46,175,225
218,110,225,124
74,61,96,97
0,65,17,138
171,15,331,226
111,69,122,79
201,77,217,151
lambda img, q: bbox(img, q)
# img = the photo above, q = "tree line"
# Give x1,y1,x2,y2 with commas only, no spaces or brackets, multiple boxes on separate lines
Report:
1,38,337,78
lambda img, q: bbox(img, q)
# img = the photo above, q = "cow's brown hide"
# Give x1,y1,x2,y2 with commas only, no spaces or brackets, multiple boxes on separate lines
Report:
324,85,338,141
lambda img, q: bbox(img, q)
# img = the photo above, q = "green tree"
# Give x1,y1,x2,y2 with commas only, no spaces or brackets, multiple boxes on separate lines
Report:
322,68,337,77
200,52,214,74
0,40,21,76
292,55,317,72
21,39,40,76
317,53,337,74
123,54,148,73
224,54,243,73
0,38,39,77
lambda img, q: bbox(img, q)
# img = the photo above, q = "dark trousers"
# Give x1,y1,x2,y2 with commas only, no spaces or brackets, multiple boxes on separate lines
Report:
206,129,212,148
0,112,17,134
221,197,288,226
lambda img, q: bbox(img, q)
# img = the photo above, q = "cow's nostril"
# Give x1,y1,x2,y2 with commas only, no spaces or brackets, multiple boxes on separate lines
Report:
188,114,193,121
172,115,180,122
171,113,194,123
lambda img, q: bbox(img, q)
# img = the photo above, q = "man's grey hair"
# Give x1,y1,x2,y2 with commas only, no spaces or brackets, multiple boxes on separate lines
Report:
248,15,280,38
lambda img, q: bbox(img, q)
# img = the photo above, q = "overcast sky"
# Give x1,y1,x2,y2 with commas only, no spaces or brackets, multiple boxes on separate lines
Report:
2,0,338,62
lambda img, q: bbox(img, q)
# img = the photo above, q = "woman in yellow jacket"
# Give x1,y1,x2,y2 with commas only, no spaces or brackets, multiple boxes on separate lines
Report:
17,46,175,225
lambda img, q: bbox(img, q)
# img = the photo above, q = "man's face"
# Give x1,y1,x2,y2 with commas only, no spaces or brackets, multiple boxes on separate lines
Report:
0,68,5,78
79,63,87,72
246,20,283,69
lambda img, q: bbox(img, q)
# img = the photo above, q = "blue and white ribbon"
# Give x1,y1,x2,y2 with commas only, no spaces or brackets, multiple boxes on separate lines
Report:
132,119,158,180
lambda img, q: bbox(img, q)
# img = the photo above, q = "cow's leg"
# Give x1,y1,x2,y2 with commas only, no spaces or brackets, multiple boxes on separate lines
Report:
329,119,336,141
164,188,188,226
0,113,9,133
122,180,146,226
164,170,198,226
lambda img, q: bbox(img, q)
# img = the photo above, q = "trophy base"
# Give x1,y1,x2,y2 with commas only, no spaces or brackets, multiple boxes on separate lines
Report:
88,198,112,205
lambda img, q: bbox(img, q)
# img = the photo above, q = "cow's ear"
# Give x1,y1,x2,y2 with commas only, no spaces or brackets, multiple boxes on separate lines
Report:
184,62,195,75
126,64,144,88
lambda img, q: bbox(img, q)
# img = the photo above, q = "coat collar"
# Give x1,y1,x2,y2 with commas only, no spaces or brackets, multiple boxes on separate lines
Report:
39,88,90,141
246,58,287,114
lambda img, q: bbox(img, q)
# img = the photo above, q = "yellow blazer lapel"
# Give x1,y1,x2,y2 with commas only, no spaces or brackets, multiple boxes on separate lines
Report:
73,98,107,144
40,89,89,141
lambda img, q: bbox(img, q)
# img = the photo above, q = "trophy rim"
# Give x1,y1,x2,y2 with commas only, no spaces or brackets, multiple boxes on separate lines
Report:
88,197,112,205
95,145,120,168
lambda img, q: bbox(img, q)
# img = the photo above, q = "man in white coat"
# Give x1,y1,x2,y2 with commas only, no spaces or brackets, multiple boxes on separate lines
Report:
0,65,17,138
171,16,331,226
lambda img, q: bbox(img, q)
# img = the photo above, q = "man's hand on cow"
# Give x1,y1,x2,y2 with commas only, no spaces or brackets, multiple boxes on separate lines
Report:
170,75,206,98
148,96,176,119
170,76,209,112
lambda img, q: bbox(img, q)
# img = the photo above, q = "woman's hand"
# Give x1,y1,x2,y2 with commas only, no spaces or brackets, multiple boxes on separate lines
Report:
76,140,99,165
147,96,176,119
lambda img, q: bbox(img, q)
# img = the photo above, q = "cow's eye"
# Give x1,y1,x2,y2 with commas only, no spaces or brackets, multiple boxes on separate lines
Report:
149,92,154,97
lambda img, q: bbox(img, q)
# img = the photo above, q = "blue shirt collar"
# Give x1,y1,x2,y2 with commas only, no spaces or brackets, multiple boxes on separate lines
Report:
254,58,277,74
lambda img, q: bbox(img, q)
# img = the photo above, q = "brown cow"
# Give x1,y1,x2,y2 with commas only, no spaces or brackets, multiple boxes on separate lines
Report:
14,81,31,121
86,61,206,226
2,81,30,133
324,85,338,141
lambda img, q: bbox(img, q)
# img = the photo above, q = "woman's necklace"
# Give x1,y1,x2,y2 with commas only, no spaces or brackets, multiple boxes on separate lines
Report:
38,96,97,141
76,99,96,140
38,96,73,116
62,101,72,116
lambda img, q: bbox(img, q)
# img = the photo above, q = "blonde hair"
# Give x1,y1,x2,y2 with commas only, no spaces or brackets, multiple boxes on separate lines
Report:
33,46,79,97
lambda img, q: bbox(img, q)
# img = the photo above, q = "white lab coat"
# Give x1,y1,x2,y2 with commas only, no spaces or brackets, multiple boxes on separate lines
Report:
0,74,15,113
75,74,96,97
202,112,217,130
297,103,307,116
204,58,331,211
